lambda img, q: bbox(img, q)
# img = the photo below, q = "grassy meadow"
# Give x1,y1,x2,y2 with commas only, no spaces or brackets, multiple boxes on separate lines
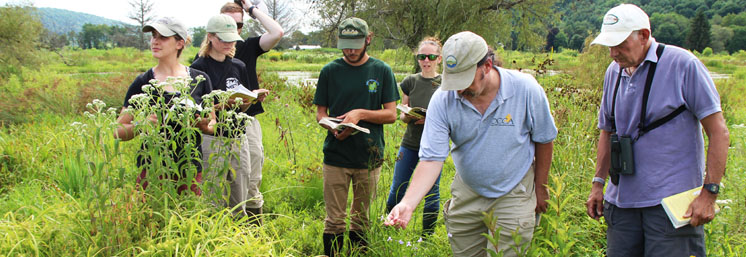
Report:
0,45,745,256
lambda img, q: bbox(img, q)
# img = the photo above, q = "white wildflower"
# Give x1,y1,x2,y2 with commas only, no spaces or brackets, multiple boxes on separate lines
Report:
142,84,155,94
716,199,733,205
92,99,106,109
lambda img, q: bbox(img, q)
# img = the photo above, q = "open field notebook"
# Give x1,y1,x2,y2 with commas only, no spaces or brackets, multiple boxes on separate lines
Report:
318,117,370,134
396,104,426,119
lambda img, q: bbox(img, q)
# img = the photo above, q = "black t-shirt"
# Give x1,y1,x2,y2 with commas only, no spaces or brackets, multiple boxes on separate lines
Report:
122,67,212,172
191,56,251,137
234,35,267,116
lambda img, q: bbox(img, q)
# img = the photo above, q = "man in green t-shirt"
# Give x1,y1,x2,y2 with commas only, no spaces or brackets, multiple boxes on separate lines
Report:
313,17,399,257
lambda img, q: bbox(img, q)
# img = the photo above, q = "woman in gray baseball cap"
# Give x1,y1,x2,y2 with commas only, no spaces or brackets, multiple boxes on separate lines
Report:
115,16,214,195
191,14,268,221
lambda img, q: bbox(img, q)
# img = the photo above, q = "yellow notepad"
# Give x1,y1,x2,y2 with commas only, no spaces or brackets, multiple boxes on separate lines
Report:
661,186,720,228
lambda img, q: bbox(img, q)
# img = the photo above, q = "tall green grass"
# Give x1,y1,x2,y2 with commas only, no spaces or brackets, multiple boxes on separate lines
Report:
0,47,744,256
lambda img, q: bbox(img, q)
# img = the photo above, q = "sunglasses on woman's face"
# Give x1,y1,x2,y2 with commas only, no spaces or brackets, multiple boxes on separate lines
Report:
236,22,244,30
416,54,439,61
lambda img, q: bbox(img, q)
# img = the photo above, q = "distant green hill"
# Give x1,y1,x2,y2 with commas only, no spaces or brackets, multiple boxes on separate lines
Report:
35,7,129,34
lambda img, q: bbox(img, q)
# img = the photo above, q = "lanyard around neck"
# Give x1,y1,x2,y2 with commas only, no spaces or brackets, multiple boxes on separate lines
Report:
610,44,666,135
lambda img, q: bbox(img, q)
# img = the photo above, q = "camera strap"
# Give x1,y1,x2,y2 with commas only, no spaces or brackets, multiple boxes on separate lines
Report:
610,44,686,140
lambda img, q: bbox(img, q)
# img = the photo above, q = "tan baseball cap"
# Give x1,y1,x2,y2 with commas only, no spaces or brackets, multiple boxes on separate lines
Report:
440,31,488,91
337,17,369,49
143,17,189,40
591,4,650,47
206,14,244,42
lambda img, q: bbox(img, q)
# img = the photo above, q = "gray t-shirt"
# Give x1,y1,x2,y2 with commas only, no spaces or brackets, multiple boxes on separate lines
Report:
598,40,722,208
400,73,441,150
420,67,557,198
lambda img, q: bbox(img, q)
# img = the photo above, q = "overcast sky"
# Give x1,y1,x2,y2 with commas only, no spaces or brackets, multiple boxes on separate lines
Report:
1,0,315,32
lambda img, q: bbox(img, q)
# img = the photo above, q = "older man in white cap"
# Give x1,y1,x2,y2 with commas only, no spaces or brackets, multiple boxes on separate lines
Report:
585,4,729,257
386,31,557,257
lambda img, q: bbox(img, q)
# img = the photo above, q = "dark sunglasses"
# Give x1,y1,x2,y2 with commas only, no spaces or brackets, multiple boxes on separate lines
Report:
416,54,439,61
236,22,244,30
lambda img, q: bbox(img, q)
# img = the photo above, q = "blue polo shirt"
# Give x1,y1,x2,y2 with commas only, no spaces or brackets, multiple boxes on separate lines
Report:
598,40,722,208
420,67,558,198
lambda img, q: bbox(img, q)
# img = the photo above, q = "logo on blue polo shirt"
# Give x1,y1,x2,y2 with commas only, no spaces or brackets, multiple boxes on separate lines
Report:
492,114,515,126
366,79,379,93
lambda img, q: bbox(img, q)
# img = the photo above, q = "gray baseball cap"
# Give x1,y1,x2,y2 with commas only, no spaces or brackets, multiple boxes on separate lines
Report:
206,14,244,42
441,31,488,91
143,17,189,40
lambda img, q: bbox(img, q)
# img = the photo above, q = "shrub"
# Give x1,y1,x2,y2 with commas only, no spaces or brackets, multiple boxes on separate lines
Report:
703,47,714,56
707,59,723,68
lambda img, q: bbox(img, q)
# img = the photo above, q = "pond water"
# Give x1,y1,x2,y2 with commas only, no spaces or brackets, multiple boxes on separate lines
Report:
276,71,317,86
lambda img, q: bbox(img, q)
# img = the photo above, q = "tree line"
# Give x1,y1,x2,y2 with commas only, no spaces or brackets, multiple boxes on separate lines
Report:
4,0,746,77
550,0,746,54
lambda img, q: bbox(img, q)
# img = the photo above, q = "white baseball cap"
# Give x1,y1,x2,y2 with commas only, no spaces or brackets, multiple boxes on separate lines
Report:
440,31,488,91
591,4,650,47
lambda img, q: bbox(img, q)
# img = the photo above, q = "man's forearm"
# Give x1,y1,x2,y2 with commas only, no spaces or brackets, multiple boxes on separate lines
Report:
702,114,729,185
534,141,553,187
316,105,329,122
595,130,612,179
350,108,397,124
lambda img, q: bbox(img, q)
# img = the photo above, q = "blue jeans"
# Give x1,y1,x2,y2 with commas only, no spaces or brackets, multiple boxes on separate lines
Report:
386,146,441,227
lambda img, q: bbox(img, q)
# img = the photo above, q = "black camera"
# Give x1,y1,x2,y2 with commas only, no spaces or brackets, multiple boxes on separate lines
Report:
609,133,635,185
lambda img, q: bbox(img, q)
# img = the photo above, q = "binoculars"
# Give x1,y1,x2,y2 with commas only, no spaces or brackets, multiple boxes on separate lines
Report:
609,133,635,185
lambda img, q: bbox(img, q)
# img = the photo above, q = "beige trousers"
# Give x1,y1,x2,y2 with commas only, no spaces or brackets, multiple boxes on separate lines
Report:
444,165,537,257
322,164,382,234
244,118,264,209
201,132,251,217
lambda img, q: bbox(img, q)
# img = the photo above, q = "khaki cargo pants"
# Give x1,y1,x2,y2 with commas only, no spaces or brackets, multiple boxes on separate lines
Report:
444,165,537,257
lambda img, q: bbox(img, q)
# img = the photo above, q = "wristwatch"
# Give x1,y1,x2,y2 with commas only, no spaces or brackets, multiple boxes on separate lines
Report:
703,183,720,194
248,5,257,19
592,177,605,185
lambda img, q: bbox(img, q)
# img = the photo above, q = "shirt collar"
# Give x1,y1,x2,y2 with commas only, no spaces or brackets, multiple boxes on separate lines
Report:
495,66,514,101
643,38,660,64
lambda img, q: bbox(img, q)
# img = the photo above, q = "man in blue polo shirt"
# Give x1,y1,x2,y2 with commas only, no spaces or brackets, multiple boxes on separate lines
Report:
386,31,557,257
585,4,730,256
